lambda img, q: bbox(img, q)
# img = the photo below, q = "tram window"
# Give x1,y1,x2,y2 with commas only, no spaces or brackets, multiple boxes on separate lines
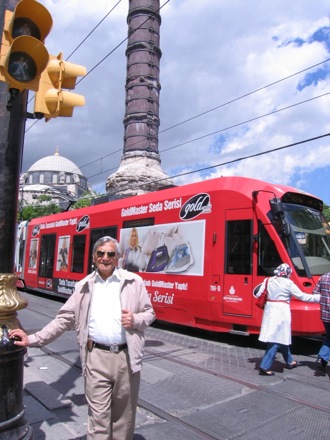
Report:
257,222,282,276
16,224,26,272
39,234,56,278
89,227,118,273
123,218,154,228
71,235,86,273
226,220,252,274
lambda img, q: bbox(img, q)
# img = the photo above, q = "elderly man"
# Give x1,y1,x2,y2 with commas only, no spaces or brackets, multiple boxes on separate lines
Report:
11,236,155,440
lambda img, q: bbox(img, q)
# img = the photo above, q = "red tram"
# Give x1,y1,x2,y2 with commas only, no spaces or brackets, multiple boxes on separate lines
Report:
15,176,330,336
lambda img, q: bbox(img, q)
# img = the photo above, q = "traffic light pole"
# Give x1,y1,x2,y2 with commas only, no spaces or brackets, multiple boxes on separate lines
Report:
0,86,26,273
0,2,33,438
0,0,85,431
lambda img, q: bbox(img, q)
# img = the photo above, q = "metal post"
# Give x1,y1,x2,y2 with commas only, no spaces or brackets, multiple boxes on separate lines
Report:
0,278,33,439
0,1,33,437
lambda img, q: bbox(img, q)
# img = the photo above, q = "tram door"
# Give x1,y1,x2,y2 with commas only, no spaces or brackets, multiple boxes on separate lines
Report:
38,234,56,279
223,210,254,316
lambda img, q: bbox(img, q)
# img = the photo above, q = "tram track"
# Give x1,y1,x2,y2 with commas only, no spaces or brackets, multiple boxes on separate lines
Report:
35,331,329,440
37,345,220,440
143,345,330,414
137,398,220,440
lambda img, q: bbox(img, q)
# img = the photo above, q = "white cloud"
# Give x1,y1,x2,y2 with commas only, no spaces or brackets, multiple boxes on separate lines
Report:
18,0,330,204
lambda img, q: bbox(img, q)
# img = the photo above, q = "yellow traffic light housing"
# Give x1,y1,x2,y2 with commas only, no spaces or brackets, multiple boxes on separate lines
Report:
0,0,52,92
34,53,86,121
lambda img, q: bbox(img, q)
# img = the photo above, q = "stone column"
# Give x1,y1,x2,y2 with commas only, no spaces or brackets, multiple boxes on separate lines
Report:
106,0,174,197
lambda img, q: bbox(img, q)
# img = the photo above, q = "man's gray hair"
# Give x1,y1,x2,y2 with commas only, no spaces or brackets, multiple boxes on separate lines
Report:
93,236,121,256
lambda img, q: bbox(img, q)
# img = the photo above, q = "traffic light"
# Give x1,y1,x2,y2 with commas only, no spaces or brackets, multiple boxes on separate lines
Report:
34,53,87,121
0,0,52,92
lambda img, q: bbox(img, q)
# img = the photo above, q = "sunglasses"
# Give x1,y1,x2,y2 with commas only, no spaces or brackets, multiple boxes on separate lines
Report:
96,250,117,258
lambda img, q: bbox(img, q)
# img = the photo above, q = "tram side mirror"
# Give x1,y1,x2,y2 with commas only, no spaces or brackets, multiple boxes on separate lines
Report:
282,223,291,237
270,198,285,220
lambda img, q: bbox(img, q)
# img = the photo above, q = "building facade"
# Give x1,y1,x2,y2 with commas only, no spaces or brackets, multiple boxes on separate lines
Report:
19,149,93,210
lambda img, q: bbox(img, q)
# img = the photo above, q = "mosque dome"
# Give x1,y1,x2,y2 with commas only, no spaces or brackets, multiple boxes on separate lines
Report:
28,150,82,175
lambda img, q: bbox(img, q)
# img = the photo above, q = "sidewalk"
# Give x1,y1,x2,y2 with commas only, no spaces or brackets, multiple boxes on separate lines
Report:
23,346,87,440
23,346,154,439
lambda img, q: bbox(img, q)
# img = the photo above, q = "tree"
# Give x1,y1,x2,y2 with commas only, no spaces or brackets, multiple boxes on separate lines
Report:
20,203,61,220
70,191,96,210
323,204,330,223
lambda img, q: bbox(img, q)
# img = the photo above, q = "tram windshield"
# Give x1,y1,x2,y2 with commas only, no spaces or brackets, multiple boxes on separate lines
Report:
282,204,330,276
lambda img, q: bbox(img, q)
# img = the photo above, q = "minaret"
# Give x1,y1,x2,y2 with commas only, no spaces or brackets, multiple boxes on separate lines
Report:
106,0,174,197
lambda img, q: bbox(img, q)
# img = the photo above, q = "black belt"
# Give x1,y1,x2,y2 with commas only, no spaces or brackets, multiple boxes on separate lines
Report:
93,342,127,353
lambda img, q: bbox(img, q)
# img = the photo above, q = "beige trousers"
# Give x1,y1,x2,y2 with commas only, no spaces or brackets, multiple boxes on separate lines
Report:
85,347,140,440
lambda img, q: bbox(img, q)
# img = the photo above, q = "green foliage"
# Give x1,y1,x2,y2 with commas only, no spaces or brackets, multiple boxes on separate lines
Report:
323,205,330,223
38,194,53,202
71,190,97,210
72,197,92,209
20,203,61,220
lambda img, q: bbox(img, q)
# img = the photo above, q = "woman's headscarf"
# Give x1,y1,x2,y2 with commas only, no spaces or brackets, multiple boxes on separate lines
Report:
274,263,292,278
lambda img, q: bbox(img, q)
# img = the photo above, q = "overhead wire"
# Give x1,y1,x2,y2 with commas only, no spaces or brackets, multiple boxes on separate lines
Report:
83,89,330,179
160,58,330,134
24,1,330,165
25,0,123,130
75,0,171,85
22,2,330,194
70,59,330,177
65,0,123,61
105,133,330,195
25,0,170,132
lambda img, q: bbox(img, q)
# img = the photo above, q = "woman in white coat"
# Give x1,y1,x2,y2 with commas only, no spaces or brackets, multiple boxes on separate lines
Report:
257,263,320,376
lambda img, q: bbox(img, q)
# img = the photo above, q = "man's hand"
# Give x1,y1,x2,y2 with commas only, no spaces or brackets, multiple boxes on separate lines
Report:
9,328,30,347
121,309,134,329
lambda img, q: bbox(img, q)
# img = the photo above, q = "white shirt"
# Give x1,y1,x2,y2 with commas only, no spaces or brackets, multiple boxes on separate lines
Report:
88,269,126,345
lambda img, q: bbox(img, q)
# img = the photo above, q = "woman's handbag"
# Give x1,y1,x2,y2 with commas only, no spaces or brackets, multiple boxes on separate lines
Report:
256,278,269,309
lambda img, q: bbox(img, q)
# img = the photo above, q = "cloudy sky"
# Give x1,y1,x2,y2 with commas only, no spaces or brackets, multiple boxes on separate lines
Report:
23,0,330,204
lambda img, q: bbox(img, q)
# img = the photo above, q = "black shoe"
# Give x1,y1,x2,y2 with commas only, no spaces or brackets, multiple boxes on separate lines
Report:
317,357,327,370
259,368,274,376
287,360,301,369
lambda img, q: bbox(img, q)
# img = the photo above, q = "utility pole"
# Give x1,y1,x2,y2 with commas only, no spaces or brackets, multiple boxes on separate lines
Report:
0,1,32,438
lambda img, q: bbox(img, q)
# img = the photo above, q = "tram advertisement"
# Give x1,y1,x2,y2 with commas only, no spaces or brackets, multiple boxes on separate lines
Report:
119,220,206,306
119,220,205,275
